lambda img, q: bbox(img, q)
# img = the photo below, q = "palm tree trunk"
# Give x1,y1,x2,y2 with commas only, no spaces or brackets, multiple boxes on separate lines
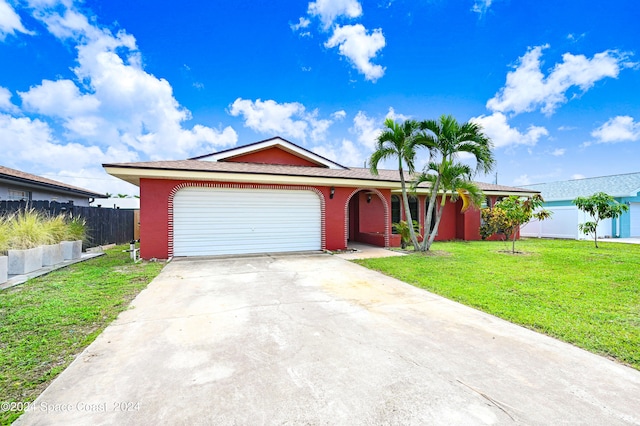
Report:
421,174,441,251
425,195,447,250
399,169,420,249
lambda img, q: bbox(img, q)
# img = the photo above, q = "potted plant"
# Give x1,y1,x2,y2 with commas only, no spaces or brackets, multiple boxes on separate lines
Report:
42,214,66,266
7,209,51,275
393,220,421,250
0,215,9,284
61,216,86,260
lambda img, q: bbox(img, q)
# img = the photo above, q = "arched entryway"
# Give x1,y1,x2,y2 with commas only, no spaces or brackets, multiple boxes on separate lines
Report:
345,189,389,248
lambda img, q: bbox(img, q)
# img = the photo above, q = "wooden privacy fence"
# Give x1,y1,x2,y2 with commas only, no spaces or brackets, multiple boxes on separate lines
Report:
0,200,137,248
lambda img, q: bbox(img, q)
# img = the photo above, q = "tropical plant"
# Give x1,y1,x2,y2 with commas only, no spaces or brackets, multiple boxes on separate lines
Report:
65,216,87,242
479,194,551,253
370,118,427,249
43,214,68,244
0,215,11,255
7,209,54,250
415,160,484,248
393,220,421,249
573,192,628,248
417,115,495,251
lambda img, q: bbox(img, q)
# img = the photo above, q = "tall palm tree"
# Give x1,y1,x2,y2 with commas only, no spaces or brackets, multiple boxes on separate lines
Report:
418,115,495,251
414,160,484,250
370,118,425,249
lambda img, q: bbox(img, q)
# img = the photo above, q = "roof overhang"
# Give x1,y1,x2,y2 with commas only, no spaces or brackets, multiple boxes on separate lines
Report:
103,166,401,189
391,188,540,197
0,175,105,198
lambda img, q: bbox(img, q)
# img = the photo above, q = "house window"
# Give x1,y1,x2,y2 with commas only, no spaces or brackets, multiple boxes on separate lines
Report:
391,195,401,233
7,189,30,201
409,196,419,223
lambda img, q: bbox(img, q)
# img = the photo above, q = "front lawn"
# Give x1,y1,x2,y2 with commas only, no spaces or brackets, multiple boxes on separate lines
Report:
0,246,164,425
355,239,640,370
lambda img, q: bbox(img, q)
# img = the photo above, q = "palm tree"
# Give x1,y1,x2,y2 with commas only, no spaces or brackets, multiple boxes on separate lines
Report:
370,118,426,249
418,115,495,251
414,160,484,250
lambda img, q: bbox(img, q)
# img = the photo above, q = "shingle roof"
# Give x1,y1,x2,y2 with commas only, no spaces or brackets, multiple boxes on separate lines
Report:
520,172,640,201
103,159,534,194
0,165,105,198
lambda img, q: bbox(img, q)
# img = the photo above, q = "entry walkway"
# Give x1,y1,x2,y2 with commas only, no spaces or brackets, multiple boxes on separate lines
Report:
334,242,406,260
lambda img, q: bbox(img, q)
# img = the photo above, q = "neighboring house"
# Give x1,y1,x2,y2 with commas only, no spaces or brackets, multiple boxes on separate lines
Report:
520,173,640,239
93,197,140,209
0,165,105,207
103,137,537,259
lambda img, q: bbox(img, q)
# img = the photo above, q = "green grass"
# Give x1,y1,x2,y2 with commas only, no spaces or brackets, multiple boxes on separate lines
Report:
355,239,640,370
0,246,164,425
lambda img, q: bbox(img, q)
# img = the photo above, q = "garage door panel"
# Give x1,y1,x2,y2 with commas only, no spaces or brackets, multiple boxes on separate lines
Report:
173,187,321,256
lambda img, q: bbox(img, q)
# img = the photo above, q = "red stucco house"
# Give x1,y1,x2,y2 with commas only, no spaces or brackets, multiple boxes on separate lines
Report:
103,137,537,259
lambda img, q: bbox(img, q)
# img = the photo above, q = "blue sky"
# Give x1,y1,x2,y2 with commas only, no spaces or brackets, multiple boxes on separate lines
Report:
1,0,639,195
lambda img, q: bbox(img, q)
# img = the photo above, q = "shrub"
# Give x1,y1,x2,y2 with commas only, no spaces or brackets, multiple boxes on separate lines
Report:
0,215,11,255
65,216,87,242
43,214,68,244
7,209,54,250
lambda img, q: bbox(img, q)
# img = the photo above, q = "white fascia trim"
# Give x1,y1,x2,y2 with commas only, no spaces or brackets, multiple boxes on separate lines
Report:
198,138,347,170
104,167,400,189
391,188,540,197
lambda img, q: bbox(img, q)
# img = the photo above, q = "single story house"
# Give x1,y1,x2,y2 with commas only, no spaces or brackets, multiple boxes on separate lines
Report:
103,137,537,259
0,165,105,207
520,173,640,239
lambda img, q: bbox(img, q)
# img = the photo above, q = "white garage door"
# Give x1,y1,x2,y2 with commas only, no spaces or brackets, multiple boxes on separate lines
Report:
173,187,321,256
630,203,640,237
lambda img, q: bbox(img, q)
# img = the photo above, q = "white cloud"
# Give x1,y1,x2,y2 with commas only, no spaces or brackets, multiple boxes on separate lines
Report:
471,112,549,148
551,148,566,156
471,0,493,15
351,110,380,149
331,110,347,120
0,0,33,39
0,86,18,113
571,174,586,180
15,3,237,160
308,0,362,29
487,45,632,116
313,138,364,167
591,115,640,143
229,98,333,142
20,79,101,118
385,107,410,122
290,17,311,31
325,24,385,82
513,174,531,186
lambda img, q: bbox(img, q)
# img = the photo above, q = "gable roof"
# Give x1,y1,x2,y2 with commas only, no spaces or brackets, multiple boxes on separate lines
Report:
0,165,105,198
190,136,348,170
520,172,640,201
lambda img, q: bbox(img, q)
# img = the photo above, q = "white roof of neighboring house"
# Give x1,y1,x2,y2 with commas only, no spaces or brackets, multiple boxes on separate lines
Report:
93,198,140,209
520,172,640,201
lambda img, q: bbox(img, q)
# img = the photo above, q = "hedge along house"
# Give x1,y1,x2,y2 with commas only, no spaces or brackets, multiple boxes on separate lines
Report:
520,173,640,240
103,137,537,259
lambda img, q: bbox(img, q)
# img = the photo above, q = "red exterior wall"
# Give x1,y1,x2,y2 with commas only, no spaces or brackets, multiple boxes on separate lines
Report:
138,178,393,259
223,147,322,167
139,176,502,259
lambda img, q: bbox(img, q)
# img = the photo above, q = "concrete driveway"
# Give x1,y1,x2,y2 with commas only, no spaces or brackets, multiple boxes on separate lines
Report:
15,253,640,425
